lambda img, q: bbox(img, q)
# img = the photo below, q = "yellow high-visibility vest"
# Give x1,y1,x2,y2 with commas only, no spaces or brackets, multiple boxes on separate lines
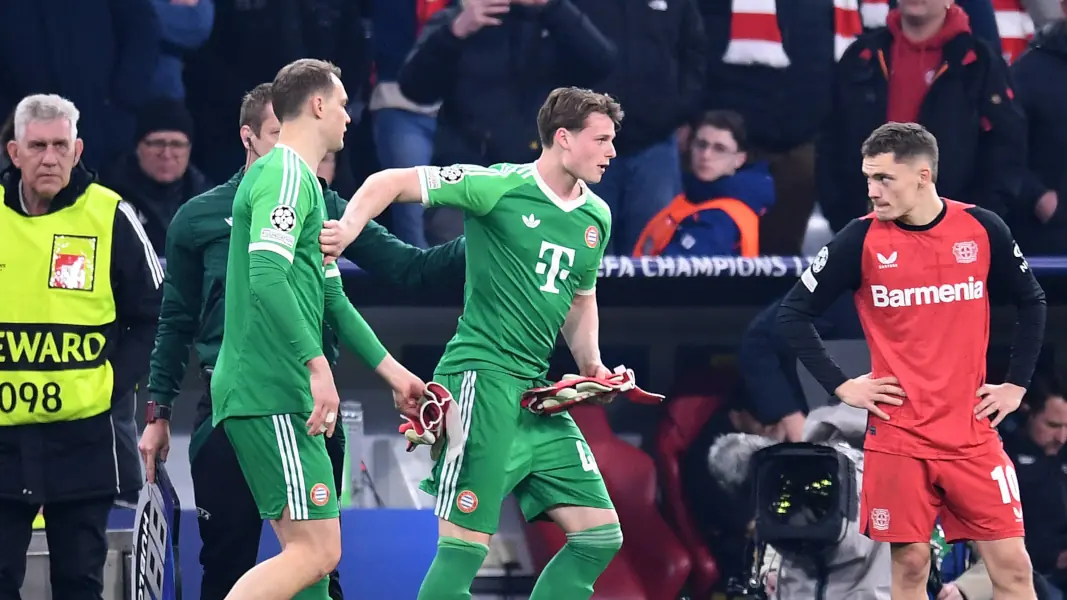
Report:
0,183,119,426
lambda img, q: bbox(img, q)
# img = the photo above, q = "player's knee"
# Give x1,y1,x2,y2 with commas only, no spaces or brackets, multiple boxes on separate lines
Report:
286,520,342,581
566,523,623,568
986,547,1034,590
305,541,342,583
317,536,343,576
890,542,931,585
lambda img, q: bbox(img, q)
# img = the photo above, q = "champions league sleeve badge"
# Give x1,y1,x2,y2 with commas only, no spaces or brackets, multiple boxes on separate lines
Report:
132,462,183,600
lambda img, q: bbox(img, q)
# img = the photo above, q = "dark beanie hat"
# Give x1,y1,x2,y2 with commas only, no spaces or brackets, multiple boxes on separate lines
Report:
135,98,194,143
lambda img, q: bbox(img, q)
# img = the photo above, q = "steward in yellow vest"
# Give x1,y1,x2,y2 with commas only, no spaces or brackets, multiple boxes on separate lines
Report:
0,95,162,595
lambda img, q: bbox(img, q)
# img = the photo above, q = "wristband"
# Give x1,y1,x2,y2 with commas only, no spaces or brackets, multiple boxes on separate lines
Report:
145,401,172,424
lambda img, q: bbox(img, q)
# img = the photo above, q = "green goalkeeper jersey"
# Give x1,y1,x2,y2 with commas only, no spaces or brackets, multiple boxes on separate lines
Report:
212,145,338,421
419,163,611,380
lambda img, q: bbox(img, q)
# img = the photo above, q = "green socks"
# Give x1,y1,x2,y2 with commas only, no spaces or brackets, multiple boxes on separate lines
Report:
416,525,621,599
529,523,624,599
416,536,489,600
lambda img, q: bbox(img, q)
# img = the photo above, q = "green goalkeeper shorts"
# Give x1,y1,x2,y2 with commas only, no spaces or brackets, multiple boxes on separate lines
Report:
223,413,339,521
419,370,615,535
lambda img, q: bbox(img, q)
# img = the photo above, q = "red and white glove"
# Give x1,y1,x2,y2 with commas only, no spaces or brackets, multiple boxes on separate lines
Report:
399,382,452,461
520,365,665,416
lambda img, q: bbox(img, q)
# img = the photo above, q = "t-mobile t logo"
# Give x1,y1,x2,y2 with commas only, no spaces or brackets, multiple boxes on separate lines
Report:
535,241,576,294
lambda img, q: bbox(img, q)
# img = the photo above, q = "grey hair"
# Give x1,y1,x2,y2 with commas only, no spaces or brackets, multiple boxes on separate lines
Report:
707,432,779,492
13,94,80,142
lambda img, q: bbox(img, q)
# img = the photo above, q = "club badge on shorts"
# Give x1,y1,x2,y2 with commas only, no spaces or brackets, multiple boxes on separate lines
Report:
456,490,478,514
49,235,97,291
870,508,890,531
310,483,331,507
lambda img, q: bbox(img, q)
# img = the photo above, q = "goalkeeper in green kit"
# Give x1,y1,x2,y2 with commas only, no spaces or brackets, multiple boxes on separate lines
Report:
211,59,425,600
321,87,624,599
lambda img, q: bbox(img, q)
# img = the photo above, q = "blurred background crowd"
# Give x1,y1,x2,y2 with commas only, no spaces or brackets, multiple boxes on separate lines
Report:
4,0,1067,259
5,0,1067,598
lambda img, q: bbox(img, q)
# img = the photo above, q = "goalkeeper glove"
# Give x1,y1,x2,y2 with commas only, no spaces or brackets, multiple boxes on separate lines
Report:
399,382,452,461
520,365,665,416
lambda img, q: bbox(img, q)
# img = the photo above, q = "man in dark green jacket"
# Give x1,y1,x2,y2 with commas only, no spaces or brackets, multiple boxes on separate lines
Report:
139,83,465,600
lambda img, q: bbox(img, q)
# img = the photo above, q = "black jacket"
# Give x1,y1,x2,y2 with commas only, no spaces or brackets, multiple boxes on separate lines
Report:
0,165,162,504
1003,429,1067,575
699,0,836,153
818,29,1028,233
399,0,616,166
100,153,211,256
576,0,707,156
1009,21,1067,255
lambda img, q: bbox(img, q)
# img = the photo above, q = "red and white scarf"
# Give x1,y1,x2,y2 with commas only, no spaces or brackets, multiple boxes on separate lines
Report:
723,0,890,68
992,0,1035,63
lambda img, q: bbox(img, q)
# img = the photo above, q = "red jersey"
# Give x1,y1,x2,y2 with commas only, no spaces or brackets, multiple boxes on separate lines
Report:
779,200,1046,459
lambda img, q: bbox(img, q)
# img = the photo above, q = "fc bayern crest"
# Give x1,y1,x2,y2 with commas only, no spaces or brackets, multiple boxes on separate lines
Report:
584,226,599,248
270,205,297,232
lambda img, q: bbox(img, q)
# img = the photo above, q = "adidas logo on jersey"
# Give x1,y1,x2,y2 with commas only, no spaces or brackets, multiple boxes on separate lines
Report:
871,277,985,308
523,214,541,228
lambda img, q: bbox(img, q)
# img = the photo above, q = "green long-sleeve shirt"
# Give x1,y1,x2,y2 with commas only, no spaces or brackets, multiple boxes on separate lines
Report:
148,169,467,408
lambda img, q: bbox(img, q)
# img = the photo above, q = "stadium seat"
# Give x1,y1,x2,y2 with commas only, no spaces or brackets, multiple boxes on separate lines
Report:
655,394,725,598
525,404,692,600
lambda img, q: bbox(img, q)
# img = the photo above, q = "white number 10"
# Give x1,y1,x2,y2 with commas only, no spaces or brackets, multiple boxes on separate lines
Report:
990,464,1021,504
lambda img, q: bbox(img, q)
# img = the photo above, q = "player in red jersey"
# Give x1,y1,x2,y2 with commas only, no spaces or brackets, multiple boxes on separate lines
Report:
778,122,1047,600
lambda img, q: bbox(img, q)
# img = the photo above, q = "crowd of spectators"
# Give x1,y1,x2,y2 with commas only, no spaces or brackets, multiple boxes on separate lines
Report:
2,0,1065,258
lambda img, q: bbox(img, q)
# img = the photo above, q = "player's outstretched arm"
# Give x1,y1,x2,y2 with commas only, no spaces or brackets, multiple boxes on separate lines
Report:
322,268,426,416
325,188,467,288
322,168,426,256
322,164,503,257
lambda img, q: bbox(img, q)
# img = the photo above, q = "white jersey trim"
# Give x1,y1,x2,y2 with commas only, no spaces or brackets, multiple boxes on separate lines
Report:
417,166,431,206
117,200,164,288
248,241,295,263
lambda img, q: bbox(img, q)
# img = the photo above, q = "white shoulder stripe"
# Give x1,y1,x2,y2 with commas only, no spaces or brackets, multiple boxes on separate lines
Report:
278,150,301,208
117,201,163,288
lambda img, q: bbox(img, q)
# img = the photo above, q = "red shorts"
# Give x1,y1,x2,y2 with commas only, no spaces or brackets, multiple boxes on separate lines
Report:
858,448,1025,543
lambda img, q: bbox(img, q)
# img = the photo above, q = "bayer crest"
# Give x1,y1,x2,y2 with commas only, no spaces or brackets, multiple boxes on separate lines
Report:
270,205,297,232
